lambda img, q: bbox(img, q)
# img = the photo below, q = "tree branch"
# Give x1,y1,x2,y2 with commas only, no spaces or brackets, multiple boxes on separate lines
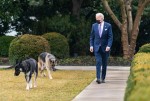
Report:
125,0,133,35
102,0,122,30
132,0,150,35
129,0,150,56
119,0,127,23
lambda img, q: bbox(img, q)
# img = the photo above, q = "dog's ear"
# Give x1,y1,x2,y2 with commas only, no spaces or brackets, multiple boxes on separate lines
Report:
19,59,22,64
25,57,30,59
17,59,22,65
16,59,19,64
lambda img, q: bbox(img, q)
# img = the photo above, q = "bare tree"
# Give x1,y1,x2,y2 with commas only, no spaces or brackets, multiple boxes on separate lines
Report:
102,0,150,59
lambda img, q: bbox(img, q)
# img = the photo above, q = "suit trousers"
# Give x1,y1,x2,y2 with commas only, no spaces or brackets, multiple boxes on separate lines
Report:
94,47,109,80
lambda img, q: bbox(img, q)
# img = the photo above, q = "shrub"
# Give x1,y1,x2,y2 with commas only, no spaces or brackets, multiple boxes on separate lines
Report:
124,53,150,101
9,34,50,64
0,36,15,57
138,43,150,53
32,15,91,56
42,32,69,59
58,56,130,66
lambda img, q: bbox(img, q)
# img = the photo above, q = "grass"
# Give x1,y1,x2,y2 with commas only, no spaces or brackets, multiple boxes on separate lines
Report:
0,69,95,101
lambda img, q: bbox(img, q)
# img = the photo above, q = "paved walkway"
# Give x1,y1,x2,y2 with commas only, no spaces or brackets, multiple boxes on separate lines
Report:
56,66,130,101
0,66,130,101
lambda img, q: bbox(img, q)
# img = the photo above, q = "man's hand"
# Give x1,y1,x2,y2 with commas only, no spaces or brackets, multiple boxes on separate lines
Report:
90,46,93,52
105,46,110,52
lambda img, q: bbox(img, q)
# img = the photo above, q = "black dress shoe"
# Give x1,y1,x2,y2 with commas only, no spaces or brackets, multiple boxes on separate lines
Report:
96,79,101,84
101,80,105,83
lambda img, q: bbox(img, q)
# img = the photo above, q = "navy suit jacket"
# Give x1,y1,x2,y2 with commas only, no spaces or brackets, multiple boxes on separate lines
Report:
90,22,113,53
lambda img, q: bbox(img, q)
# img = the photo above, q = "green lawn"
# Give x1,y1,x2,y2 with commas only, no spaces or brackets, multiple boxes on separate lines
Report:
0,69,95,101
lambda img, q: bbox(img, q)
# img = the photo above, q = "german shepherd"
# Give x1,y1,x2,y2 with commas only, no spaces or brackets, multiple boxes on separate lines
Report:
38,52,57,79
14,58,38,90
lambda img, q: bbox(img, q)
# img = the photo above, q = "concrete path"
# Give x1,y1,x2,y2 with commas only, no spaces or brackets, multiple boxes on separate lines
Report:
57,66,130,101
0,65,130,101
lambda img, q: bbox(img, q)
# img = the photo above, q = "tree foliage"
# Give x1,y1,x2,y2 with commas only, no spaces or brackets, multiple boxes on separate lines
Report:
102,0,150,59
0,0,149,57
0,0,21,35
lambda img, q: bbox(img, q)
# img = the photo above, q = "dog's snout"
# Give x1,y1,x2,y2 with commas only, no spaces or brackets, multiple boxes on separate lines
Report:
14,71,20,76
14,73,17,76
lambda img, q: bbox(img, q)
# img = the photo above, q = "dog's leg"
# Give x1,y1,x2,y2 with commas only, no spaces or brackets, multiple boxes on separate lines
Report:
26,83,30,90
25,72,32,90
38,61,45,77
45,64,53,79
39,61,43,77
45,57,53,79
34,64,38,88
41,63,46,77
34,72,37,87
25,75,30,90
40,69,43,77
29,79,32,88
46,67,52,79
43,63,46,77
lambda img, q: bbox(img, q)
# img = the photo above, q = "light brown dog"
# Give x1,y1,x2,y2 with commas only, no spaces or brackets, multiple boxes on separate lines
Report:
38,52,57,79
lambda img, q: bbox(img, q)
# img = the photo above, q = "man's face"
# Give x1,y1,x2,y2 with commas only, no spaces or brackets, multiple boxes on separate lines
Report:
96,16,103,23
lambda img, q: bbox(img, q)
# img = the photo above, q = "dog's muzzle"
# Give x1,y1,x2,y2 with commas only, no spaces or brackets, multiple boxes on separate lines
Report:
14,72,20,76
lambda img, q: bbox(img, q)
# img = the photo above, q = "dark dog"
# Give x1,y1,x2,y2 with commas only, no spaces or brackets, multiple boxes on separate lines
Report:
38,52,57,79
14,58,38,90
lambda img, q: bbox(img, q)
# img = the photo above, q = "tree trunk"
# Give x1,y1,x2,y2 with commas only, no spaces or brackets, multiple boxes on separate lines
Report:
129,0,150,58
121,24,130,59
72,0,83,19
102,0,150,59
125,0,133,42
119,0,130,59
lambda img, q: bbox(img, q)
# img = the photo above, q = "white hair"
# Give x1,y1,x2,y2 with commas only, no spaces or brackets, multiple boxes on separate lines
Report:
96,13,104,20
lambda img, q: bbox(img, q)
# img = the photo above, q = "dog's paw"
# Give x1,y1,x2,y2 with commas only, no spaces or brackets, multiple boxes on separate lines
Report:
26,85,30,90
34,85,37,88
26,87,30,90
49,77,53,79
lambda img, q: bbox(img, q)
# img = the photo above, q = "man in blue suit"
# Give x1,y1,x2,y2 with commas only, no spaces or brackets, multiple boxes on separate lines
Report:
90,13,113,84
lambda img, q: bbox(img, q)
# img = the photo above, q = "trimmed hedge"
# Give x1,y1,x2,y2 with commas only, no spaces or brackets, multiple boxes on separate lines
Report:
42,32,69,59
9,34,50,64
138,43,150,53
0,36,15,57
124,53,150,101
58,56,130,66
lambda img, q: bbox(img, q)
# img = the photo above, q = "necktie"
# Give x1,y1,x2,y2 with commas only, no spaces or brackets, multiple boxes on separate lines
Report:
99,24,102,37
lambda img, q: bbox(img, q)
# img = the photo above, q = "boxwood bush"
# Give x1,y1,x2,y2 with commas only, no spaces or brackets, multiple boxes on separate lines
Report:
124,53,150,101
58,56,130,66
0,36,15,57
9,34,50,64
42,32,69,59
138,43,150,53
